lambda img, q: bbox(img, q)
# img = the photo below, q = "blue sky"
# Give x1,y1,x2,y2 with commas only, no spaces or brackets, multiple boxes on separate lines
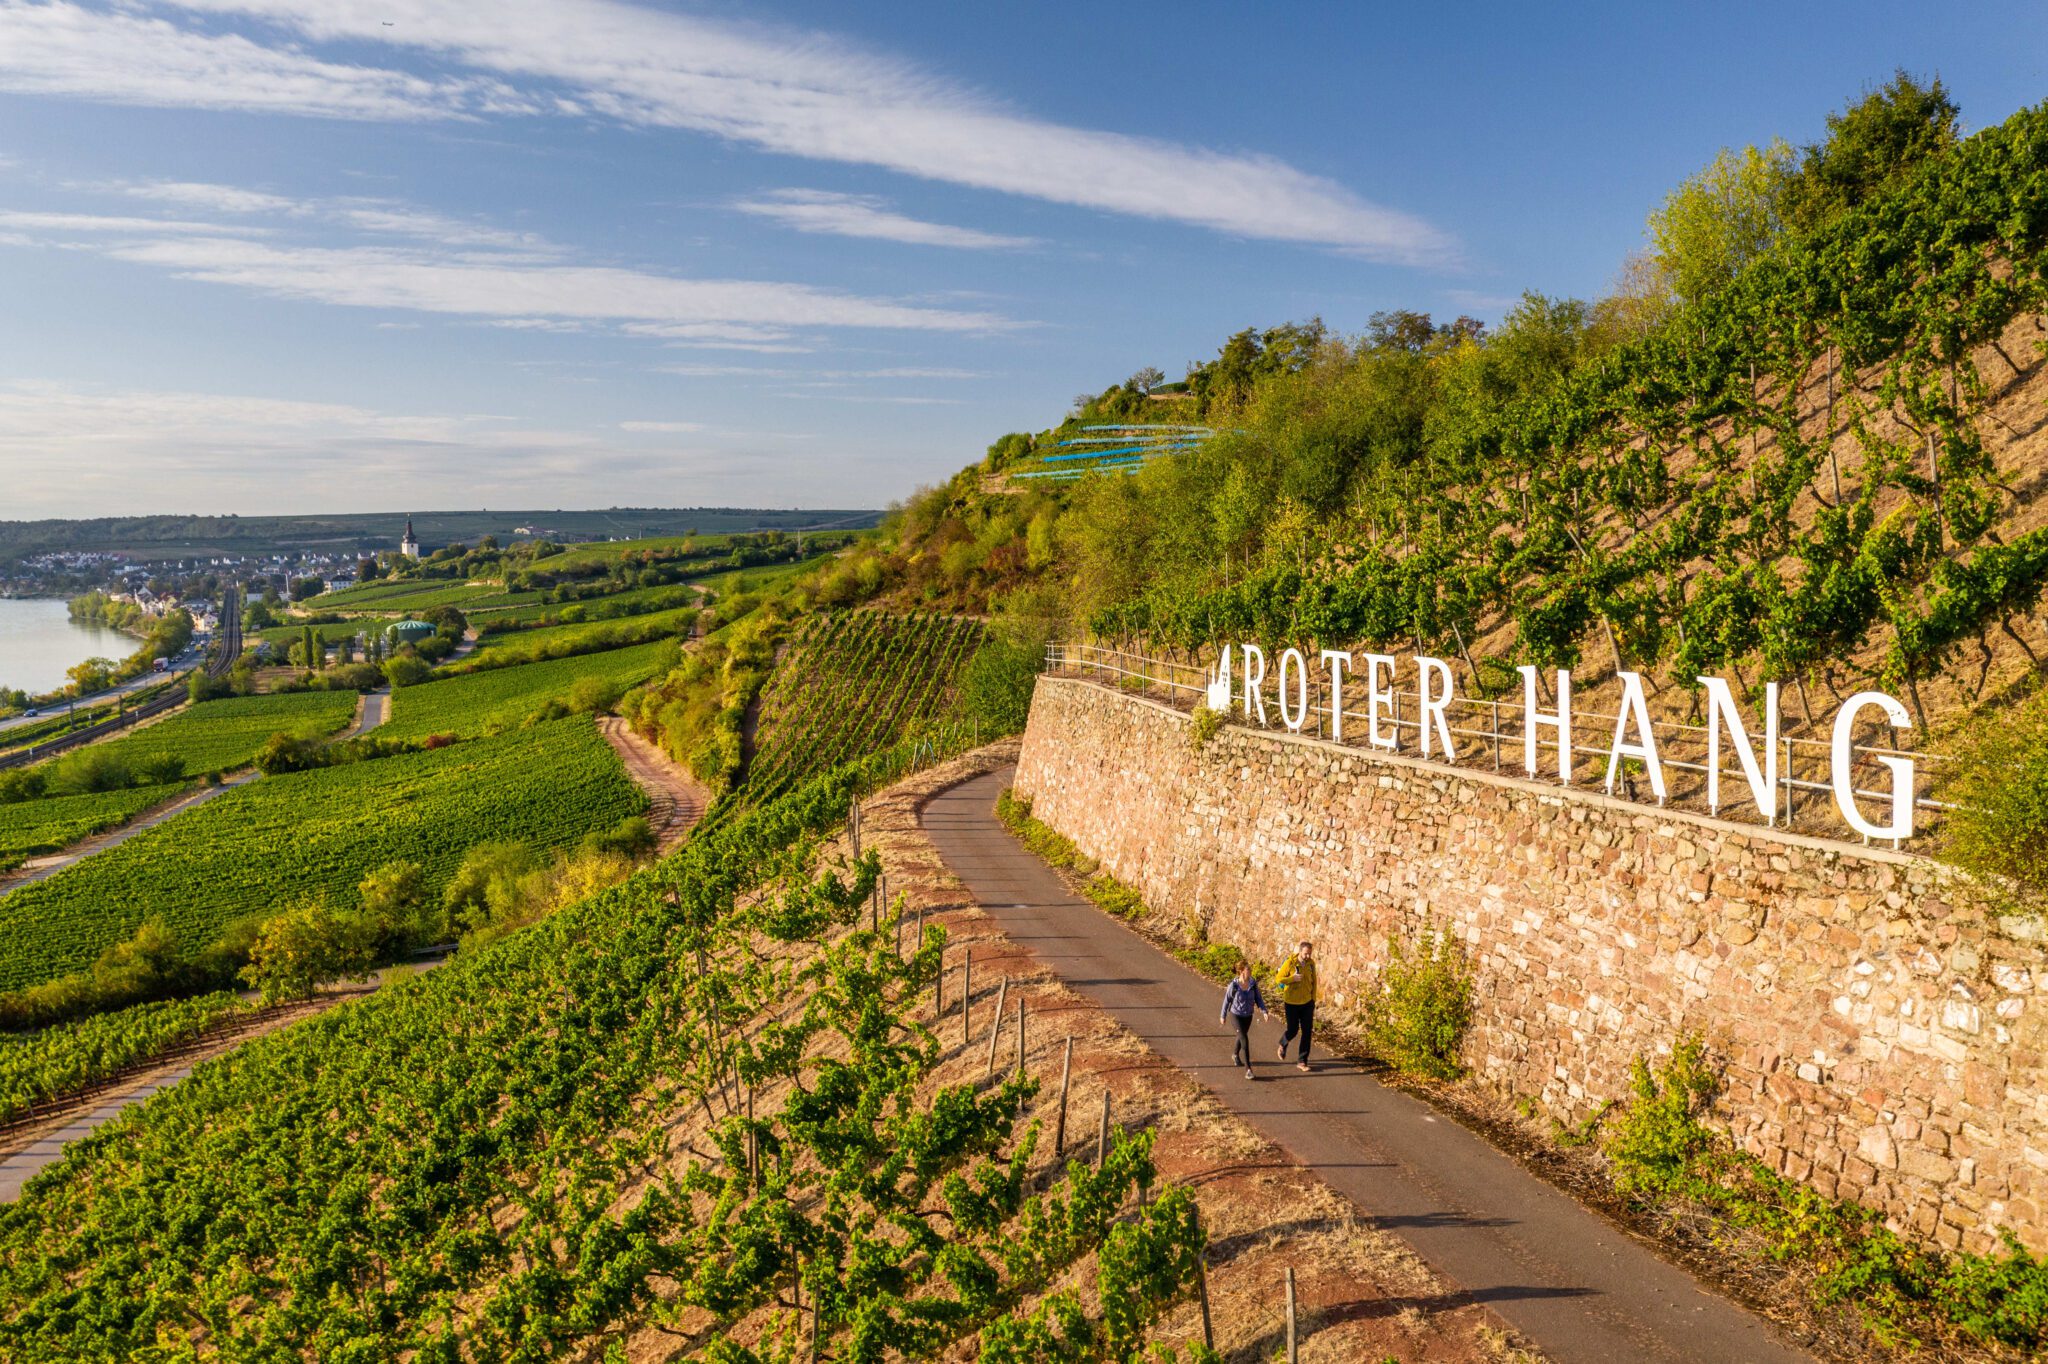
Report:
0,1,2041,518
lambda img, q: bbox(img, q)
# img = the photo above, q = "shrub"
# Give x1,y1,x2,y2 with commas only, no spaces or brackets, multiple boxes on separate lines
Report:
239,898,374,1004
1363,919,1474,1080
1188,704,1223,752
1602,1036,1720,1197
1942,686,2048,910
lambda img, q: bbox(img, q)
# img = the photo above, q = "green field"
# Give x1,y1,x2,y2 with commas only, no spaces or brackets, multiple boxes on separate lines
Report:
0,782,189,872
313,581,537,613
57,690,358,778
0,990,252,1119
0,718,642,992
473,582,702,629
463,604,697,667
384,638,678,740
0,682,183,755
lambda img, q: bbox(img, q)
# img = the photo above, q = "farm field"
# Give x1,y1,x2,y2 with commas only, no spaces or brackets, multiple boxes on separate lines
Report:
742,610,984,805
0,782,189,872
0,990,252,1119
384,637,678,740
314,580,534,613
0,717,643,992
52,690,358,778
460,604,698,668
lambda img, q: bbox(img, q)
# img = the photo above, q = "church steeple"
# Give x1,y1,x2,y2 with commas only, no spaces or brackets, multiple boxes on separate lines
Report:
400,517,420,559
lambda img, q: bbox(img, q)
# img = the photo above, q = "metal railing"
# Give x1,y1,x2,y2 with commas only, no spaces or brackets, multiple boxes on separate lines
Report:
1046,642,1952,853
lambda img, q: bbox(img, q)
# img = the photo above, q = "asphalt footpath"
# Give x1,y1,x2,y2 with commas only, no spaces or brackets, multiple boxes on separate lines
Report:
920,766,1813,1364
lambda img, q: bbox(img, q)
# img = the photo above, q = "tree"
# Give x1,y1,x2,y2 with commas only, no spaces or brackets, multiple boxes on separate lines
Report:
1129,365,1165,394
1788,71,1959,233
66,657,116,696
1646,139,1797,302
289,576,325,602
382,653,434,688
239,898,373,1003
357,556,383,582
357,860,435,952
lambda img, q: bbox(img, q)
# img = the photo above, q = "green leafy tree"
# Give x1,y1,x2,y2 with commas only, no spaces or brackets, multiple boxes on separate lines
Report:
1787,70,1959,232
1647,139,1797,302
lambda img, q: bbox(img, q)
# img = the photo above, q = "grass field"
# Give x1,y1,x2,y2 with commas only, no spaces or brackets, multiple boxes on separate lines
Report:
57,690,359,778
0,782,189,872
0,718,642,992
383,638,678,740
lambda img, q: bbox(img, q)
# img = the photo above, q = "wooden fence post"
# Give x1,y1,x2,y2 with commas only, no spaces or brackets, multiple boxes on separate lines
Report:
985,976,1009,1075
1015,997,1026,1080
1285,1265,1298,1362
1096,1087,1112,1168
962,951,972,1045
1194,1209,1214,1350
1054,1036,1073,1156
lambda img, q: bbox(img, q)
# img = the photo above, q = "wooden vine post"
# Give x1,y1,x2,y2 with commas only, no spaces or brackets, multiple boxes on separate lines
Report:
1015,996,1026,1081
1194,1207,1215,1351
985,976,1009,1075
1285,1265,1298,1362
1054,1036,1073,1156
1096,1087,1111,1169
961,951,972,1045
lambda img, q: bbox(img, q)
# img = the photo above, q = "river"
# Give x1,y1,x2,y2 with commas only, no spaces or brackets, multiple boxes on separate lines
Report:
0,599,137,696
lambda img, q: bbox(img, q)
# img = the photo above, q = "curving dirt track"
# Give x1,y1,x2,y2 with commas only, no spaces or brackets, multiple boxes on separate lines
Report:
599,716,709,851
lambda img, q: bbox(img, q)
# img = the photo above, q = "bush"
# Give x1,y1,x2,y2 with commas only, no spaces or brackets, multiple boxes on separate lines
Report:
382,654,434,688
1188,704,1223,752
1363,919,1474,1080
1603,1036,1720,1197
1943,687,2048,910
239,898,374,1003
581,815,655,859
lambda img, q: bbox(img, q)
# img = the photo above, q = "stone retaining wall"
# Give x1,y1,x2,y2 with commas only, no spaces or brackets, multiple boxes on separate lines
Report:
1014,674,2048,1254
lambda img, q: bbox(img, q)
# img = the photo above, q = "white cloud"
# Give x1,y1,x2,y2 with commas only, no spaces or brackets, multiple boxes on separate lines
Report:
733,190,1037,250
0,209,261,234
0,0,1454,261
111,180,299,214
1,216,1008,332
618,419,703,433
0,1,539,121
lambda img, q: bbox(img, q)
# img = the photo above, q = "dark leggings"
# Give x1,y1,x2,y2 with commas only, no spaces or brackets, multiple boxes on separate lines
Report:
1281,1002,1315,1062
1230,1013,1253,1066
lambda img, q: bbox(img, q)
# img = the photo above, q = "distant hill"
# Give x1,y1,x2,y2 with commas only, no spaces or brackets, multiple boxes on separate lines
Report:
0,507,883,563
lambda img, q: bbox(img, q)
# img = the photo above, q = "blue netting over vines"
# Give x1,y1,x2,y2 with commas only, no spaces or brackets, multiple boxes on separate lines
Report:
1013,424,1215,481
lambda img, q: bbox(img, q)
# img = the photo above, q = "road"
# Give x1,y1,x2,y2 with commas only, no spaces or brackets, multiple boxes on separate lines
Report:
0,774,256,896
0,645,201,736
920,767,1813,1364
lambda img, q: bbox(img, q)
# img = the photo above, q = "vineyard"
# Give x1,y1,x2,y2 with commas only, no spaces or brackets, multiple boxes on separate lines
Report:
0,781,188,872
740,610,986,807
382,637,680,740
0,990,251,1120
474,581,702,629
454,603,698,671
49,689,359,778
314,580,538,613
0,717,643,993
1052,102,2048,746
0,759,1215,1361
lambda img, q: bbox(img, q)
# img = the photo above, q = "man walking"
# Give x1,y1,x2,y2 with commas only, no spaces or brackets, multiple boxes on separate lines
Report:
1220,960,1270,1079
1276,940,1319,1071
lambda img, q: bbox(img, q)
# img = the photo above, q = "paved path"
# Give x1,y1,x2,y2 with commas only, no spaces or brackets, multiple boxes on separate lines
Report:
347,689,389,737
921,768,1812,1364
0,773,255,896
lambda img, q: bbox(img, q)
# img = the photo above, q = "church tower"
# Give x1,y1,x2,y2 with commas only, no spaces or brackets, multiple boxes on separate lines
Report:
400,518,420,559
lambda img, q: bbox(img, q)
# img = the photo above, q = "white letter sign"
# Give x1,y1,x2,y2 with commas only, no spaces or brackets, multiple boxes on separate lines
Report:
1518,666,1573,783
1363,652,1399,751
1240,644,1267,725
1699,677,1778,823
1603,671,1666,802
1278,648,1310,731
1832,692,1916,840
1417,656,1456,759
1319,649,1353,741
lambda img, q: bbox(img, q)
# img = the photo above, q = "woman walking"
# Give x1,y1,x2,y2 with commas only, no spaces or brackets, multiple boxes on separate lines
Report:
1276,940,1319,1071
1220,961,1270,1079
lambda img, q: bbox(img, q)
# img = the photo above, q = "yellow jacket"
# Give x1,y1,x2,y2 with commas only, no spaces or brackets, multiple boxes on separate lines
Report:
1276,954,1320,1005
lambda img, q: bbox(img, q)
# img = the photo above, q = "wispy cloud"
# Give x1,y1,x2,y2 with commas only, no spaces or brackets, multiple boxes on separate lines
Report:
733,190,1037,250
3,193,1012,335
0,1,1455,262
618,419,704,433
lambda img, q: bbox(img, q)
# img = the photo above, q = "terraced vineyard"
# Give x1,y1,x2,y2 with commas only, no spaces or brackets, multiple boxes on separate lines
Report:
0,990,253,1119
0,782,189,872
0,718,643,992
742,610,985,805
52,690,358,778
316,580,537,613
383,638,679,740
0,761,1211,1360
474,581,701,629
458,603,697,669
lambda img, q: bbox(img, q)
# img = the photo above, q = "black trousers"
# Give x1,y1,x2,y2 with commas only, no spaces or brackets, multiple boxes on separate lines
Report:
1281,1002,1315,1062
1229,1013,1253,1066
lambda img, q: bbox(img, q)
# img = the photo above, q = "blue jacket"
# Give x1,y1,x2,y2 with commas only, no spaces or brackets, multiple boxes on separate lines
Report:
1221,977,1265,1019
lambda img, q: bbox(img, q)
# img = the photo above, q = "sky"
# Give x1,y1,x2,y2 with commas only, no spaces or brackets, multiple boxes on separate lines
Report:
0,1,2042,519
